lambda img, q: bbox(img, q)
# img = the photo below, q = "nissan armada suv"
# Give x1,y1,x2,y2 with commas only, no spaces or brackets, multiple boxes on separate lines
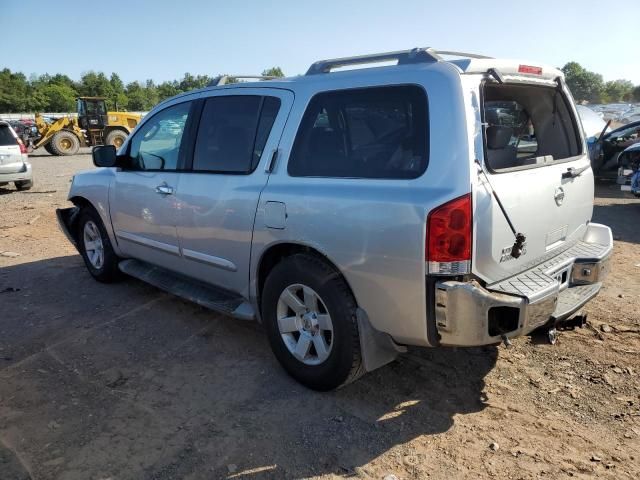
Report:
57,48,612,390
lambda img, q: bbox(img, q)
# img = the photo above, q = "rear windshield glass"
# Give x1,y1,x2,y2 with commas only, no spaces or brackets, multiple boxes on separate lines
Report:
0,125,17,146
288,85,428,179
483,84,582,172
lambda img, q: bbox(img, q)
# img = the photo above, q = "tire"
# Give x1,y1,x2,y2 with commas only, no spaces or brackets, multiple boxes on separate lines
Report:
261,254,364,391
50,130,80,156
77,207,121,283
43,143,57,155
15,180,33,191
105,129,127,149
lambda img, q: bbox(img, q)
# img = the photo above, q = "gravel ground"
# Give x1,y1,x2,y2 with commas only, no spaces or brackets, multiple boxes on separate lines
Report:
0,150,639,480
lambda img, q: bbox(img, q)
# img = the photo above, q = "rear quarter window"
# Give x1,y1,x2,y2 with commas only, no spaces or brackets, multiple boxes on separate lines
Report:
288,85,428,179
0,125,18,146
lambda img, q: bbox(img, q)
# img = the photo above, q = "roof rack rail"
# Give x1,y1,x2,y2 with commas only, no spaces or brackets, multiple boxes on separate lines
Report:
305,48,493,75
208,75,277,87
432,50,493,60
305,47,441,75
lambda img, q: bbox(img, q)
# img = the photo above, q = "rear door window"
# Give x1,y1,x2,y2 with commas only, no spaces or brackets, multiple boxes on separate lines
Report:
288,85,428,179
193,95,281,173
0,125,17,146
483,84,582,172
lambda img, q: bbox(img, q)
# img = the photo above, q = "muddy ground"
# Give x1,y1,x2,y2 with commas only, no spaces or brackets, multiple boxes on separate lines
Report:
0,150,639,480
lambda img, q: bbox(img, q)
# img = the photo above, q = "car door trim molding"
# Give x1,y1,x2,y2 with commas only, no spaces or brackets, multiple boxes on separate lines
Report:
182,248,238,272
115,230,181,256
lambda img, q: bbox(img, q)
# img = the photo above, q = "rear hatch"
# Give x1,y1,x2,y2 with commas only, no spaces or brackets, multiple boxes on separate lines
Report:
473,79,594,286
0,123,25,174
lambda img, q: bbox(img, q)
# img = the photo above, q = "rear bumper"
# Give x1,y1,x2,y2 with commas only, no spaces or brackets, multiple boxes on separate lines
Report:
434,223,613,346
0,163,32,184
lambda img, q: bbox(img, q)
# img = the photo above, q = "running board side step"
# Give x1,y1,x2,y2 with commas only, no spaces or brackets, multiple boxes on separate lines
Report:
118,259,255,321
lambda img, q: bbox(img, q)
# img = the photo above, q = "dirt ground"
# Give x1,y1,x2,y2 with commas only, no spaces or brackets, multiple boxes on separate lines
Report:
0,150,639,480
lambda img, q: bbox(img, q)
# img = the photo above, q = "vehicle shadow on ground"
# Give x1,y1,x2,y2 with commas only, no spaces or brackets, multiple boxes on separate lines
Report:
0,255,497,479
593,204,640,244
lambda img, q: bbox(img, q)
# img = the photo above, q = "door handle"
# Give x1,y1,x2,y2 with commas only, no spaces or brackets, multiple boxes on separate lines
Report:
155,183,174,195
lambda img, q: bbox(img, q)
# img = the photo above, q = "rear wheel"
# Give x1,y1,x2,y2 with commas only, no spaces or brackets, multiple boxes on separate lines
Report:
15,180,33,191
77,207,121,283
105,130,127,149
262,254,363,391
50,130,80,156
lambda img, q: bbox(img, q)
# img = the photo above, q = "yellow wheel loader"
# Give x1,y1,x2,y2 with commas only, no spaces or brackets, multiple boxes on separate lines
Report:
34,97,141,156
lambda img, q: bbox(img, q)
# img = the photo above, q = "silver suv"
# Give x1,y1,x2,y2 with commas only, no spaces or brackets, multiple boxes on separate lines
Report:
57,48,612,390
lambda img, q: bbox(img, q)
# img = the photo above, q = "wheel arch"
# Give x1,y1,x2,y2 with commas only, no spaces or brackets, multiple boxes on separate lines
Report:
255,241,359,317
68,194,122,256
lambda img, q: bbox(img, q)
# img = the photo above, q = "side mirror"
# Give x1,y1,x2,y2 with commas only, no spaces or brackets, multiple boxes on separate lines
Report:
92,145,117,167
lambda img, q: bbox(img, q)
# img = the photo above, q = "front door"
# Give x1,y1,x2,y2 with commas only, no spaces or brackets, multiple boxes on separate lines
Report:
110,100,193,270
174,88,293,297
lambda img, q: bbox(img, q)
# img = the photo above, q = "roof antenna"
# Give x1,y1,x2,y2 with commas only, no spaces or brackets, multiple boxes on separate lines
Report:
474,159,526,259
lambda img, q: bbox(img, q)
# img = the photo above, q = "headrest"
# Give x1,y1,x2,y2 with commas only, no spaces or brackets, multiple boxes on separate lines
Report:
486,126,513,149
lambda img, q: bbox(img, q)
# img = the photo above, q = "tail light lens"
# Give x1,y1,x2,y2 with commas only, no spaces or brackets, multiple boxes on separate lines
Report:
427,193,472,275
18,139,28,154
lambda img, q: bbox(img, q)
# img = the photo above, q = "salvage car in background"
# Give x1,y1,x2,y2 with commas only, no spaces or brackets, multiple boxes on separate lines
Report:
617,142,640,197
589,120,640,180
0,121,33,191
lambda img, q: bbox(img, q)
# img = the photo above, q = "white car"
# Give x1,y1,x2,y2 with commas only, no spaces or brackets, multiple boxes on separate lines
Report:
0,121,32,191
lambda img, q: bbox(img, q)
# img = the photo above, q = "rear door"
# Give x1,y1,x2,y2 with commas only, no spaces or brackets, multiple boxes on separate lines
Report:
473,81,594,283
173,88,293,297
0,124,24,174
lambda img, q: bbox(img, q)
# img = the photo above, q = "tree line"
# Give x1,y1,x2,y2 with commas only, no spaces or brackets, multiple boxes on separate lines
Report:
1,61,639,113
0,67,285,113
561,62,639,104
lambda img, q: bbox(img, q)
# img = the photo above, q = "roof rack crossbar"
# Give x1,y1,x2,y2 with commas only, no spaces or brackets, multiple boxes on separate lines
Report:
305,47,440,75
208,75,277,87
432,50,493,60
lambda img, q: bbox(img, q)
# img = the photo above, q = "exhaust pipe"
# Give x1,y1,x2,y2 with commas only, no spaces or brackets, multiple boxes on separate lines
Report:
556,313,588,331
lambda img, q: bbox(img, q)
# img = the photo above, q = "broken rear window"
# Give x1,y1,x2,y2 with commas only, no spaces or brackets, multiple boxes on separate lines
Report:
483,83,582,172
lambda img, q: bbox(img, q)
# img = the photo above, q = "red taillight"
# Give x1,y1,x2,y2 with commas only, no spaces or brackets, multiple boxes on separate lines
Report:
427,194,472,275
18,139,27,154
518,64,542,75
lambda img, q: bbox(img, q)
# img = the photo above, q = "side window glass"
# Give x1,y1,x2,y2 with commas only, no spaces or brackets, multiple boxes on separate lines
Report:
129,101,191,171
193,95,280,173
288,86,429,179
251,97,281,170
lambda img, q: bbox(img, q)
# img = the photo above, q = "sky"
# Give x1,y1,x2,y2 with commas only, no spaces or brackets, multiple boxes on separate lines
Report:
2,0,639,85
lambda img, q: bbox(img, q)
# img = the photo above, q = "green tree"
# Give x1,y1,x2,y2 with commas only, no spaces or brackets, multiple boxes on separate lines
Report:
602,79,634,103
0,68,30,112
39,83,77,111
79,71,113,99
262,67,285,78
561,62,604,103
633,85,640,102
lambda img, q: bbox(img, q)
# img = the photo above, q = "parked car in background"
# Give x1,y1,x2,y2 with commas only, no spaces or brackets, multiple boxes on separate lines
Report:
57,48,612,390
590,120,640,179
9,120,40,150
0,121,33,191
617,142,640,197
576,105,609,138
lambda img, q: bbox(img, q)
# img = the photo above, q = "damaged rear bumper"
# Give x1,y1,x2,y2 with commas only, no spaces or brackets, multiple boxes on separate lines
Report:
434,223,612,346
56,207,80,248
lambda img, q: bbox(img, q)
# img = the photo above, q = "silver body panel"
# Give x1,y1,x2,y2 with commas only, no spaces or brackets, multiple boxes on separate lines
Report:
63,56,612,348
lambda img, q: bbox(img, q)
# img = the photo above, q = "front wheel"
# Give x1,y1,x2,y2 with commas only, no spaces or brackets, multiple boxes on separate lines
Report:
77,207,121,283
15,180,33,191
262,254,363,391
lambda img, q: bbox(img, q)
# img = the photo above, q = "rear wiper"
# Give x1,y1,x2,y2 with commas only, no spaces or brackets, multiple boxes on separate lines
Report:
474,159,527,259
561,165,590,179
